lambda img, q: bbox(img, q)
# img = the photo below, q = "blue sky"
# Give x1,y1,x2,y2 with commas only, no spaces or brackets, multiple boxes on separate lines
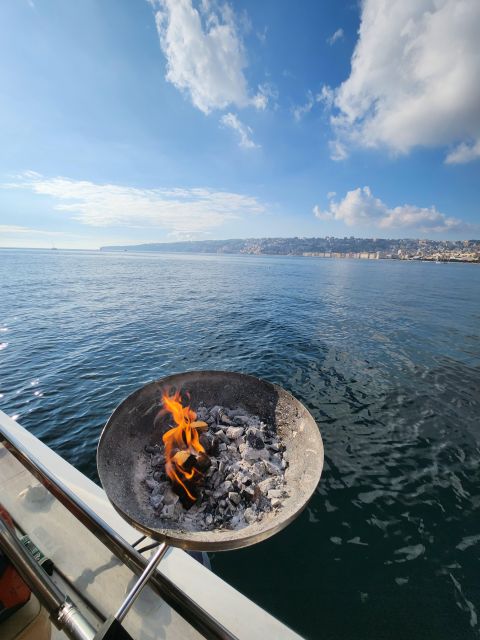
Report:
0,0,479,249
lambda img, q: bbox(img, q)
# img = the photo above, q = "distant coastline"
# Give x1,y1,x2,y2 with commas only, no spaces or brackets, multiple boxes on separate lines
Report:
100,237,480,263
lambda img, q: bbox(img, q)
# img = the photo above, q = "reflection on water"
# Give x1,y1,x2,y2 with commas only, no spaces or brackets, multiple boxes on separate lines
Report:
1,249,479,639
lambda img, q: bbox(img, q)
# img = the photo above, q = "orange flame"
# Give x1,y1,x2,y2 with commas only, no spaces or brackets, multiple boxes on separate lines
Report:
161,390,205,503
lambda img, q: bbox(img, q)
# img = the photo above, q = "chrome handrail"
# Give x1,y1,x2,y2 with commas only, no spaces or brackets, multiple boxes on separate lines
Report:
0,516,96,640
0,423,236,640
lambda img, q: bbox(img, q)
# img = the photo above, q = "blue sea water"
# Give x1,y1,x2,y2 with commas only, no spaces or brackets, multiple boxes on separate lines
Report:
0,248,479,639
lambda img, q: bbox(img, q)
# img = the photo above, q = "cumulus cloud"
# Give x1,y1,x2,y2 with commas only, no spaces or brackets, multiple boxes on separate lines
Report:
314,187,466,233
4,172,266,233
151,0,263,114
328,0,480,163
220,112,259,148
327,28,344,45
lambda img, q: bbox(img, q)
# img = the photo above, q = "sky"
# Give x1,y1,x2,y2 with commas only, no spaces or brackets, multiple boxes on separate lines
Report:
0,0,479,249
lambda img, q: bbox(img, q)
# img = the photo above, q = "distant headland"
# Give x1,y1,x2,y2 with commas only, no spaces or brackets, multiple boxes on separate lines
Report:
100,237,480,263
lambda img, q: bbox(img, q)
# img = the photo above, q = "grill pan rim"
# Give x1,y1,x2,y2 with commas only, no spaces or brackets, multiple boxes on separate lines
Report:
97,370,324,552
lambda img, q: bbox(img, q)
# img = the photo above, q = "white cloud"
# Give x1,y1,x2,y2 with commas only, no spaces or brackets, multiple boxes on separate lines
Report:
0,225,63,236
251,92,268,111
292,91,315,122
445,139,480,164
251,83,277,111
329,0,480,163
327,28,344,45
293,85,334,122
152,0,263,114
314,187,467,233
317,85,334,109
4,173,266,233
257,26,268,45
328,140,348,161
220,112,259,148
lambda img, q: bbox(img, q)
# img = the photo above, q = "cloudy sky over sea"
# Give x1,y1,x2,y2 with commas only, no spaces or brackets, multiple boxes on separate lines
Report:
0,0,479,248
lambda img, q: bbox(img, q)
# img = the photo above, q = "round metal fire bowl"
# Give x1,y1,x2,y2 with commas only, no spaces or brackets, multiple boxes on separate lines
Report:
97,371,323,552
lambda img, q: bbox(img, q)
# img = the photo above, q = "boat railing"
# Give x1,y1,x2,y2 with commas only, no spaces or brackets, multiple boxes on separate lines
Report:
0,417,236,640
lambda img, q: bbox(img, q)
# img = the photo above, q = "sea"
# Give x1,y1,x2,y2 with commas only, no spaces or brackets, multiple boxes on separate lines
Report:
1,248,479,640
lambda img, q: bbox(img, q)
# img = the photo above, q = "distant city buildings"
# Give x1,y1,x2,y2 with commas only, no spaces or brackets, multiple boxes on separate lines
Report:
102,237,480,263
238,237,480,262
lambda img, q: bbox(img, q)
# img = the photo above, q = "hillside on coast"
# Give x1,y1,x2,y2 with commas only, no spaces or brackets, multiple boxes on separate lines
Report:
100,237,480,261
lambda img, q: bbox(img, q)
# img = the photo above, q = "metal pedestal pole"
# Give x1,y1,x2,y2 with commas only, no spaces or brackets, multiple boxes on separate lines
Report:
94,543,169,639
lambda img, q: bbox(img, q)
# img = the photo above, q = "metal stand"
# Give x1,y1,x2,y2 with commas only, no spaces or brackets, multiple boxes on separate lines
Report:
94,543,169,639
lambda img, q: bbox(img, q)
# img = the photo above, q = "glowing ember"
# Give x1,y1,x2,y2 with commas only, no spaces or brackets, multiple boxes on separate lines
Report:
161,390,210,506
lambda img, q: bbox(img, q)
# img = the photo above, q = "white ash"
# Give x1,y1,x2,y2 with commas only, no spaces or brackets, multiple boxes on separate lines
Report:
142,404,289,531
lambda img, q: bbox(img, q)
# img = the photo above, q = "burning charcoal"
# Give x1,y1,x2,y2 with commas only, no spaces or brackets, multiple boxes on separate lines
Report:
195,452,211,473
229,514,244,529
150,495,163,510
227,444,238,456
244,508,256,524
246,425,262,436
151,483,165,497
145,478,160,492
252,461,265,475
253,485,264,502
246,432,264,450
151,454,165,468
258,477,276,493
257,495,271,512
215,430,229,443
145,399,287,532
241,486,255,502
191,420,208,432
199,434,211,453
210,436,220,456
195,407,208,421
268,442,280,452
144,445,159,454
172,450,197,473
226,426,244,440
214,480,233,497
163,487,179,506
242,445,269,462
228,491,241,505
209,405,223,419
161,504,175,518
219,412,233,425
263,460,282,475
